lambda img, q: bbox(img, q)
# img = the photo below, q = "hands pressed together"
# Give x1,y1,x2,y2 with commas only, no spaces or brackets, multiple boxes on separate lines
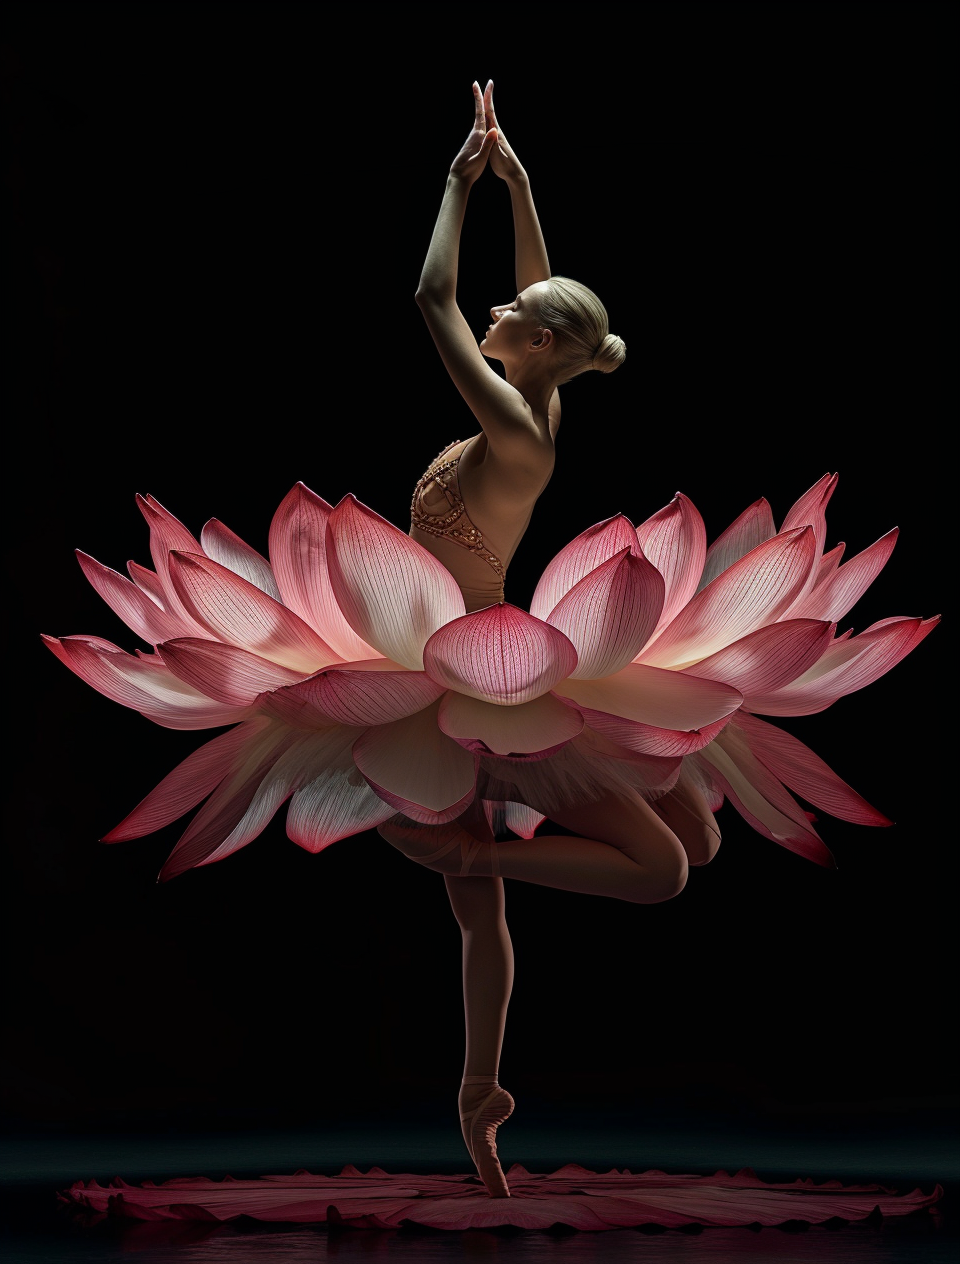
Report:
450,80,526,186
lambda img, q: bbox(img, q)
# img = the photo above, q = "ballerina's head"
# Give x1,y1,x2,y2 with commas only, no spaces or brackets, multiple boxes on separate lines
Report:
481,276,626,384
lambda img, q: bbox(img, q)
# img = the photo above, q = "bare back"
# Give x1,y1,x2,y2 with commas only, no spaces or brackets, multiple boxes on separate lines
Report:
409,429,555,612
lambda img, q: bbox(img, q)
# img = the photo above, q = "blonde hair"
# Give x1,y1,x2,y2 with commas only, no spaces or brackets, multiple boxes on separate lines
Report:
536,276,626,382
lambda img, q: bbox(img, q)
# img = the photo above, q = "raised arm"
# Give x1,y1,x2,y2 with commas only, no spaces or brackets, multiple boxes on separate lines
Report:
415,84,545,458
484,80,551,292
483,81,560,432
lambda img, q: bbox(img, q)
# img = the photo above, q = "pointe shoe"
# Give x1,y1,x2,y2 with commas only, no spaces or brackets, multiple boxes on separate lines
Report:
459,1075,514,1198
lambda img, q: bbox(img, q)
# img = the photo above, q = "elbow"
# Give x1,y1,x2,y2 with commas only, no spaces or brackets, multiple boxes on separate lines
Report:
415,285,447,309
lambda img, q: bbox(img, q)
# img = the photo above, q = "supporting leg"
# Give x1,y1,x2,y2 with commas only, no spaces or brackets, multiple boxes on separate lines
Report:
444,874,515,1198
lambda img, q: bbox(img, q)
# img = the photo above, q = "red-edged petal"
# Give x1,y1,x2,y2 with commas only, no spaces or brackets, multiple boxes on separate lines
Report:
157,639,306,704
735,713,891,826
576,706,731,756
262,661,445,728
815,542,845,584
352,700,477,823
640,527,817,668
76,550,186,645
286,739,396,851
200,519,282,600
158,724,313,881
780,473,838,561
546,549,664,678
424,603,578,705
504,802,546,838
697,498,776,593
699,728,836,866
636,492,707,631
169,551,337,674
326,494,465,669
530,514,640,620
42,635,250,729
438,691,583,757
127,561,168,607
104,720,270,840
555,662,741,731
269,483,381,662
683,619,836,695
136,494,210,633
745,615,939,715
787,529,898,622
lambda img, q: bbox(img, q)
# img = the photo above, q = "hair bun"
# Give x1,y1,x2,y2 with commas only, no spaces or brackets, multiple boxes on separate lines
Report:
592,333,626,374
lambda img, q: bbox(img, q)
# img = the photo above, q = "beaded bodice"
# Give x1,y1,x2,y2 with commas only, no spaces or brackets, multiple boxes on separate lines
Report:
410,439,506,587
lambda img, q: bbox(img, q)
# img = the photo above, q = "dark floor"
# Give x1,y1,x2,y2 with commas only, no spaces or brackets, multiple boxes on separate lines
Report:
2,1120,957,1263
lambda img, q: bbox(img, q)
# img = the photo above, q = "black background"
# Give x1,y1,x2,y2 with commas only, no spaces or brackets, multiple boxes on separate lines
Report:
3,2,952,1160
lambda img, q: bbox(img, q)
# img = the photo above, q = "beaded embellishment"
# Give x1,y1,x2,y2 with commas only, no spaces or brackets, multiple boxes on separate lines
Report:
410,440,506,581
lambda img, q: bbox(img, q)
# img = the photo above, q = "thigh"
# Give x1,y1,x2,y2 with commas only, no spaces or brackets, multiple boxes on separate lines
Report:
546,787,686,864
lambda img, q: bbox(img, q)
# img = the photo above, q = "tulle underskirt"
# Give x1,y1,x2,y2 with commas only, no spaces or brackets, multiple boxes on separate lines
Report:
60,1163,942,1231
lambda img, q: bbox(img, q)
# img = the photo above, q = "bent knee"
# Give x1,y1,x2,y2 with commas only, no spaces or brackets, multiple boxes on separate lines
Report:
626,848,689,904
687,824,721,867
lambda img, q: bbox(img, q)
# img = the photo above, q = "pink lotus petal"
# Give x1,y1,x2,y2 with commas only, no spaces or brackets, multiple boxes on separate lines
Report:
530,514,640,620
263,661,445,728
780,472,838,561
200,519,282,600
745,616,939,715
157,639,305,705
352,700,477,822
269,483,381,662
556,662,741,731
127,561,168,606
636,493,707,631
787,529,898,622
158,724,308,880
42,635,250,729
683,619,836,696
735,713,891,825
76,550,185,645
697,498,776,592
640,527,817,668
169,551,337,674
546,549,664,678
815,542,845,583
58,1163,943,1229
438,691,584,757
698,728,836,866
504,802,546,837
577,707,731,756
286,737,396,851
326,495,465,669
136,494,210,633
424,604,578,705
103,720,271,840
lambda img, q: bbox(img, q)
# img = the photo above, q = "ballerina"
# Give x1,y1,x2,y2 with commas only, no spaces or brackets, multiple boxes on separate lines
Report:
379,79,723,1199
44,80,938,1224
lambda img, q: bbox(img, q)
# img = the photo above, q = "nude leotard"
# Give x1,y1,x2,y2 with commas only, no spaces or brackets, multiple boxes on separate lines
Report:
410,438,506,613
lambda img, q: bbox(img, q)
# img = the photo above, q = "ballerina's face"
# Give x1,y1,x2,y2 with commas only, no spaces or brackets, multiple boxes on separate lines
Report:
480,281,551,362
